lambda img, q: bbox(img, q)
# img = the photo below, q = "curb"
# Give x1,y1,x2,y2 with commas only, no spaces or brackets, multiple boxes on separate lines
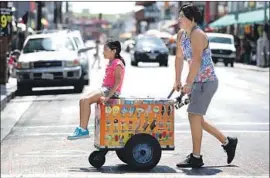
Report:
234,63,270,72
1,87,17,111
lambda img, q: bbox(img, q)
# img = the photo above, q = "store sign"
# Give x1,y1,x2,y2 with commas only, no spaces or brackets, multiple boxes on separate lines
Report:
0,7,12,36
144,4,160,19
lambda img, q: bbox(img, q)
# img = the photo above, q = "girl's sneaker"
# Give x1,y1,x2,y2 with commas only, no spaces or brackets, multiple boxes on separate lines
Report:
67,127,90,140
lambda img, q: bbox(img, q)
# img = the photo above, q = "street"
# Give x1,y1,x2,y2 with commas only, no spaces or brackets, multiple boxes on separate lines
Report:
1,50,269,178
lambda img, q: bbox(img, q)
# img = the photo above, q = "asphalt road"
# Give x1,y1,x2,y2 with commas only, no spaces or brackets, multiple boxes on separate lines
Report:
1,50,269,178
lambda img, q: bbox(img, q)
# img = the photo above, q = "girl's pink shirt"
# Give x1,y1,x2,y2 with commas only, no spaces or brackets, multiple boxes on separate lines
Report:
102,58,125,93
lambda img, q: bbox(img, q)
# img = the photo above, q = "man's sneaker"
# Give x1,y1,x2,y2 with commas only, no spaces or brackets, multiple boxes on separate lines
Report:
176,153,204,168
222,136,238,164
67,127,90,140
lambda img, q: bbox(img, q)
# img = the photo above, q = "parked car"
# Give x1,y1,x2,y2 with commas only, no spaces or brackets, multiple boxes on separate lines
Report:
206,33,236,67
16,30,91,94
130,35,169,67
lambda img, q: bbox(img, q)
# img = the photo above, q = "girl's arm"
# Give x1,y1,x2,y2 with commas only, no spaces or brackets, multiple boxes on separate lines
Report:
106,65,122,98
175,30,185,84
185,30,205,85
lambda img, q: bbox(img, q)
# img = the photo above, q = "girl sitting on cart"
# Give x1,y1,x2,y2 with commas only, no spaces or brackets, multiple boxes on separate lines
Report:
67,40,126,140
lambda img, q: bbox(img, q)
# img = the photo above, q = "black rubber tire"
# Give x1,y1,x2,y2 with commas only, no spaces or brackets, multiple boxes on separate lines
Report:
212,58,218,64
116,149,128,164
17,82,32,95
159,60,168,67
74,83,84,93
88,151,106,169
125,133,161,170
131,60,138,66
224,61,228,67
84,79,89,86
230,62,234,67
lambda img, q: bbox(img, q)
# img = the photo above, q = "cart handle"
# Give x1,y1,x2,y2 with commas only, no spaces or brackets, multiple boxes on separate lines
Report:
167,89,175,99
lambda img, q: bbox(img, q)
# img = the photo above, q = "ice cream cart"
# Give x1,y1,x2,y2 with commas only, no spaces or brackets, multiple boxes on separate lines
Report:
88,90,189,170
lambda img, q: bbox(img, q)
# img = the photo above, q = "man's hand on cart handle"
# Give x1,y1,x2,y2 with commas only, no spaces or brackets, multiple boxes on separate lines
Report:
173,81,182,92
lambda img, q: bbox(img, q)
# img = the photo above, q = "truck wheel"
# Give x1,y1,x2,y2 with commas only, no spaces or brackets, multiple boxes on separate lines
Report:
116,149,128,164
212,58,218,64
125,133,161,170
131,60,138,66
88,151,106,169
159,60,168,67
74,83,84,93
17,82,32,95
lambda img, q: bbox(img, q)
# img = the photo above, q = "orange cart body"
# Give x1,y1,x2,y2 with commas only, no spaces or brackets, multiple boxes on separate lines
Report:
94,98,175,150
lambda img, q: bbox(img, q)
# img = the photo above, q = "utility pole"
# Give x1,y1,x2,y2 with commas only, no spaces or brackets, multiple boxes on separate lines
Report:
65,2,69,25
54,2,58,29
264,1,267,24
235,2,239,36
36,2,42,30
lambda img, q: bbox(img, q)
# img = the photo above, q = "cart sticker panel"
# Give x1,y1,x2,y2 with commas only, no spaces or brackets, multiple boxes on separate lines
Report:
98,99,175,147
94,104,101,146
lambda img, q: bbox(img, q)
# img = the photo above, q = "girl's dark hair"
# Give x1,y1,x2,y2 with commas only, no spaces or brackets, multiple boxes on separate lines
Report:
179,3,203,24
106,40,126,66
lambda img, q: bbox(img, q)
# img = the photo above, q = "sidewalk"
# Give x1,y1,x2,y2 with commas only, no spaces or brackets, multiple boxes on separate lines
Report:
0,78,17,111
234,63,269,72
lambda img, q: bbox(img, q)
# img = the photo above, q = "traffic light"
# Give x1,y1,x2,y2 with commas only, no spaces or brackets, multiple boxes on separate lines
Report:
99,13,102,20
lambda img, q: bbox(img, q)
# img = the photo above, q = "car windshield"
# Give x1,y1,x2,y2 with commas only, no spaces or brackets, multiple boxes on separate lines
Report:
23,37,75,53
136,37,166,49
208,36,233,44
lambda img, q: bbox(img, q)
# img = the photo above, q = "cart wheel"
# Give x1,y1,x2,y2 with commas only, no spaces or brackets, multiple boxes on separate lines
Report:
125,133,161,170
88,151,106,169
116,149,127,164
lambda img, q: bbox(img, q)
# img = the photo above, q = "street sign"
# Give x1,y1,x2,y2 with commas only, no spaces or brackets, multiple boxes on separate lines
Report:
0,7,12,36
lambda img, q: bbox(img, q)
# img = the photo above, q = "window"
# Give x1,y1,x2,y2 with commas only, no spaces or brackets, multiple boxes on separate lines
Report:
73,37,84,49
208,36,233,44
23,37,75,53
136,37,166,48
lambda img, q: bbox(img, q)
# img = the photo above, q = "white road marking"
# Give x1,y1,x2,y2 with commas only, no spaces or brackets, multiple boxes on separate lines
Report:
13,122,269,129
32,86,74,91
9,130,269,137
1,174,269,178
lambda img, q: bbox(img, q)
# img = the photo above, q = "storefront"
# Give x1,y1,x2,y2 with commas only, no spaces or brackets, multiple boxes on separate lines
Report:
135,1,160,34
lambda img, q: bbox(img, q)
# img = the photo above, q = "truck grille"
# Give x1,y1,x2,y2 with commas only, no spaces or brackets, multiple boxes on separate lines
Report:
211,49,232,55
33,61,62,68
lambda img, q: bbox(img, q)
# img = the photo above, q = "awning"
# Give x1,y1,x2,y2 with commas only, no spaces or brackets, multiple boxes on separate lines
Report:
209,8,269,28
209,14,236,28
238,8,269,24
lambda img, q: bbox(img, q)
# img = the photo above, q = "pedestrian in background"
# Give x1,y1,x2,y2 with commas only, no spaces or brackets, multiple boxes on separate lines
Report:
91,39,101,69
174,3,238,168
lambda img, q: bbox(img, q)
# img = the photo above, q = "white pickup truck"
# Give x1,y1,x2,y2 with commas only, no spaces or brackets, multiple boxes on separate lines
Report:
16,30,91,94
207,33,236,67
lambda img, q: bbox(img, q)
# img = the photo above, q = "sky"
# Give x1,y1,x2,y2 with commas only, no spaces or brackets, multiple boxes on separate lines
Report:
70,2,136,14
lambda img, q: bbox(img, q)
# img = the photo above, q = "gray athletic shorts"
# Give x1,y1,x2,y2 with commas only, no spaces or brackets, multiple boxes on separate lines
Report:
187,80,218,116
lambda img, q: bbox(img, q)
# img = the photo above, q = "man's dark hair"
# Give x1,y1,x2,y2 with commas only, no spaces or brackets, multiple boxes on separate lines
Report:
179,3,203,24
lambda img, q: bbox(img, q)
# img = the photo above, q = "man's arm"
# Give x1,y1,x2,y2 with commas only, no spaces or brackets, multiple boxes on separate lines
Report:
175,29,185,83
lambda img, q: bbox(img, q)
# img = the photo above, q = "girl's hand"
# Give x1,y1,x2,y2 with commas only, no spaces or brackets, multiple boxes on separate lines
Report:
100,96,109,103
